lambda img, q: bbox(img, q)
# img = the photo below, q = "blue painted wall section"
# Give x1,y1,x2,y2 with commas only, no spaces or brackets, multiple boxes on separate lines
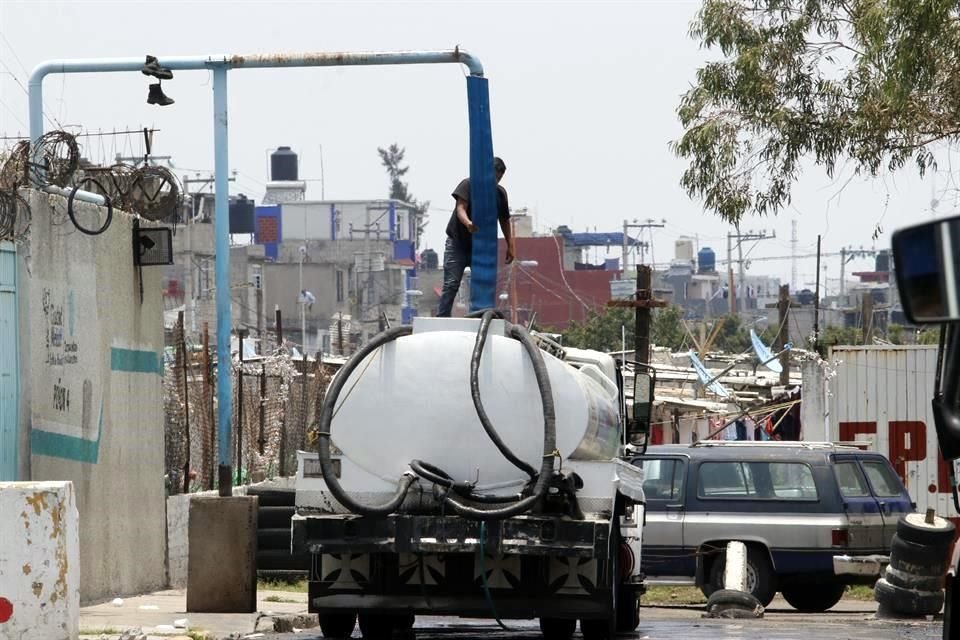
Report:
0,243,19,480
254,204,282,260
31,346,161,464
466,75,497,312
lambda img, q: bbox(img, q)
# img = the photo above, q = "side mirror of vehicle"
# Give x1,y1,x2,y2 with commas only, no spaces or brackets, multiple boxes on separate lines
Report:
892,216,960,460
629,371,655,453
893,216,960,323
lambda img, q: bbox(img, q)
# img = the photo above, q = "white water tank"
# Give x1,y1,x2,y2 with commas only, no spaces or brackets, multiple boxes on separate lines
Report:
675,237,695,262
330,318,621,492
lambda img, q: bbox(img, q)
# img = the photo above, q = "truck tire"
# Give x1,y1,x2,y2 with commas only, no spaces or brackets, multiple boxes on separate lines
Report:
897,513,956,548
318,612,356,639
874,577,944,616
579,618,611,640
615,588,640,632
885,565,944,592
539,617,576,640
358,613,401,640
890,535,950,577
707,545,777,607
780,582,845,612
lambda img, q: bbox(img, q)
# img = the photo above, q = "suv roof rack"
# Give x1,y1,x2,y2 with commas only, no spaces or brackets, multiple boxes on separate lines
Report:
689,440,859,451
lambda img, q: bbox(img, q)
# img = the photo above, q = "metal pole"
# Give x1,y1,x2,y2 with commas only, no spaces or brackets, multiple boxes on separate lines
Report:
202,322,214,490
778,285,790,386
814,235,822,355
635,266,652,365
275,305,283,348
258,362,266,455
236,330,245,486
178,311,191,494
727,232,735,315
300,252,307,354
212,64,233,497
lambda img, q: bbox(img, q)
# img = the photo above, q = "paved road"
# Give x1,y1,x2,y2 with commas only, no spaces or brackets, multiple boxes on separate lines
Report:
257,602,943,640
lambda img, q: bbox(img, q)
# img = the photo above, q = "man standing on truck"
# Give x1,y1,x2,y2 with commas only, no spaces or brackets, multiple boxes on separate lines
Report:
436,156,515,317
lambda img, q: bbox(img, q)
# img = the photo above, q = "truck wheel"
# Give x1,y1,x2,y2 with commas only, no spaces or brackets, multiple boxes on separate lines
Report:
579,618,611,640
358,613,396,639
897,513,956,548
539,617,575,640
707,545,776,607
780,583,845,612
318,612,356,638
615,588,640,632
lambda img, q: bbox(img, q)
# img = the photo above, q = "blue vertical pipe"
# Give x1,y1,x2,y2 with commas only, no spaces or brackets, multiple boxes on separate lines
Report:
212,65,233,495
466,76,497,312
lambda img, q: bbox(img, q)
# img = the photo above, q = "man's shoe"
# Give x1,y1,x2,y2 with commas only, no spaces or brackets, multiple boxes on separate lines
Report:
142,55,173,80
147,83,174,106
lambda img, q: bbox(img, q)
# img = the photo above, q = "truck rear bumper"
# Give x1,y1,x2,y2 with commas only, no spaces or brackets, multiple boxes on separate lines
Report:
309,594,609,619
293,512,611,558
833,554,889,576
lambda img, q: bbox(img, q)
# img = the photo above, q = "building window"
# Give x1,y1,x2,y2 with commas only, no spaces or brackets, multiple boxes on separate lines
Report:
336,270,344,302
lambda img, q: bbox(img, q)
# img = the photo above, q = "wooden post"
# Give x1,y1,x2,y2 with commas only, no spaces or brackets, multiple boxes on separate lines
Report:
236,330,246,486
635,265,652,364
813,235,822,355
777,285,790,386
275,305,283,348
258,362,267,455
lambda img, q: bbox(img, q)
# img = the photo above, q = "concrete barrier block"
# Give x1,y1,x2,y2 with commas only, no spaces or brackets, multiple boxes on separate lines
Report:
0,481,80,640
186,496,258,613
723,541,748,592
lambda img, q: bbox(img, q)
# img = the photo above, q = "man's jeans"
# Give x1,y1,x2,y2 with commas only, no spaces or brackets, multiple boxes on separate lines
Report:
436,237,470,317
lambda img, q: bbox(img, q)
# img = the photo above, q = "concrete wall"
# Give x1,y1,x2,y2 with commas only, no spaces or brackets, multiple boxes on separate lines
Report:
21,190,167,603
166,487,247,589
0,481,80,640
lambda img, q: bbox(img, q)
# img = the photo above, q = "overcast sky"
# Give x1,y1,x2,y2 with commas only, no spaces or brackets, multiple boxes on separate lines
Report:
0,0,952,295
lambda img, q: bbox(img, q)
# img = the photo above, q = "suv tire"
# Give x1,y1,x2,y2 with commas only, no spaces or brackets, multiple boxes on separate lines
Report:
706,544,776,607
781,582,845,612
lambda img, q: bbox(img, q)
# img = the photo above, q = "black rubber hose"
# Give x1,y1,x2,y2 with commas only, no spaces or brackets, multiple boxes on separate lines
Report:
437,323,557,520
470,310,538,479
67,178,113,236
317,324,418,516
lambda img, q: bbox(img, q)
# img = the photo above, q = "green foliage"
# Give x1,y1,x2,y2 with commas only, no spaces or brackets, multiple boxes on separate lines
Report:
652,305,687,351
887,323,905,344
820,324,861,347
562,308,634,352
919,326,941,345
377,143,429,219
676,0,960,223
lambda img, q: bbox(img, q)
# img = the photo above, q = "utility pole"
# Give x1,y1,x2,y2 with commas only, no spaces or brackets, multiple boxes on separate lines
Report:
777,285,791,386
839,246,878,297
814,235,822,355
622,219,664,272
636,266,652,365
791,219,799,291
275,305,283,348
862,292,874,344
726,228,776,313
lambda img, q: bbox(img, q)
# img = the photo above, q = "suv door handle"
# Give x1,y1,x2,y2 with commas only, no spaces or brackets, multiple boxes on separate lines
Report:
666,503,683,510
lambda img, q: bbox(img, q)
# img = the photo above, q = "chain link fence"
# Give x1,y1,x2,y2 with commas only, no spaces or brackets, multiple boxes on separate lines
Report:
164,316,336,495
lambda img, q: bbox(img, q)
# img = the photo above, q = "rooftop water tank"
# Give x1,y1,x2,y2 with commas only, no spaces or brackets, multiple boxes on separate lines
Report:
270,146,298,181
420,248,439,271
675,237,695,261
698,247,716,273
876,249,890,273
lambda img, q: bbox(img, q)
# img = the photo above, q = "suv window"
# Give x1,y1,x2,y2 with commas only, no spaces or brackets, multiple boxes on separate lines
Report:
637,458,685,501
862,459,904,497
833,461,870,497
699,461,818,500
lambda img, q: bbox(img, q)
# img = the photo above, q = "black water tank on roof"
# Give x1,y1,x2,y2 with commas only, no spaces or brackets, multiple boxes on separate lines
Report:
876,249,890,273
229,194,255,234
271,146,298,181
421,248,439,271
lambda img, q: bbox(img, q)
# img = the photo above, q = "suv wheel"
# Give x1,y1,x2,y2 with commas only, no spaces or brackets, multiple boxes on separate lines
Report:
781,583,846,612
706,545,776,607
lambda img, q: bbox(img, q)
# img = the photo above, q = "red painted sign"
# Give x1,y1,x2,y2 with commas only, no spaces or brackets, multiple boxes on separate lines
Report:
839,420,953,494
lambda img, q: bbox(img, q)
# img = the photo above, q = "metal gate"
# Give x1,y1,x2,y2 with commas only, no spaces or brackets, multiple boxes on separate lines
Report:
0,241,18,480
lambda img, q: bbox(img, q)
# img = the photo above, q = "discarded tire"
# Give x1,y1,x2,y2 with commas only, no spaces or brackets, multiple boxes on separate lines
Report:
885,564,943,593
897,512,956,548
705,589,764,619
874,577,944,616
890,535,950,577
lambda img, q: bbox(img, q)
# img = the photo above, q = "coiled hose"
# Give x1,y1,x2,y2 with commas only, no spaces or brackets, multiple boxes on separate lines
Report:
316,313,557,520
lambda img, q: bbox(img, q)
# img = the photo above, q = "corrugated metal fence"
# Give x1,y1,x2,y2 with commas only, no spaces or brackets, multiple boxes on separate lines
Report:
828,345,957,518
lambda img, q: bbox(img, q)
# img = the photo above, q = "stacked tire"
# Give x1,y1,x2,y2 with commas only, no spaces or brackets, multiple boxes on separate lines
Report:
875,512,955,617
249,485,310,580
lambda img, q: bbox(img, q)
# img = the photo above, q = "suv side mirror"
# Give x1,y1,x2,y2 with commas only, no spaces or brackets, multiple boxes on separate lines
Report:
629,371,655,453
893,216,960,323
